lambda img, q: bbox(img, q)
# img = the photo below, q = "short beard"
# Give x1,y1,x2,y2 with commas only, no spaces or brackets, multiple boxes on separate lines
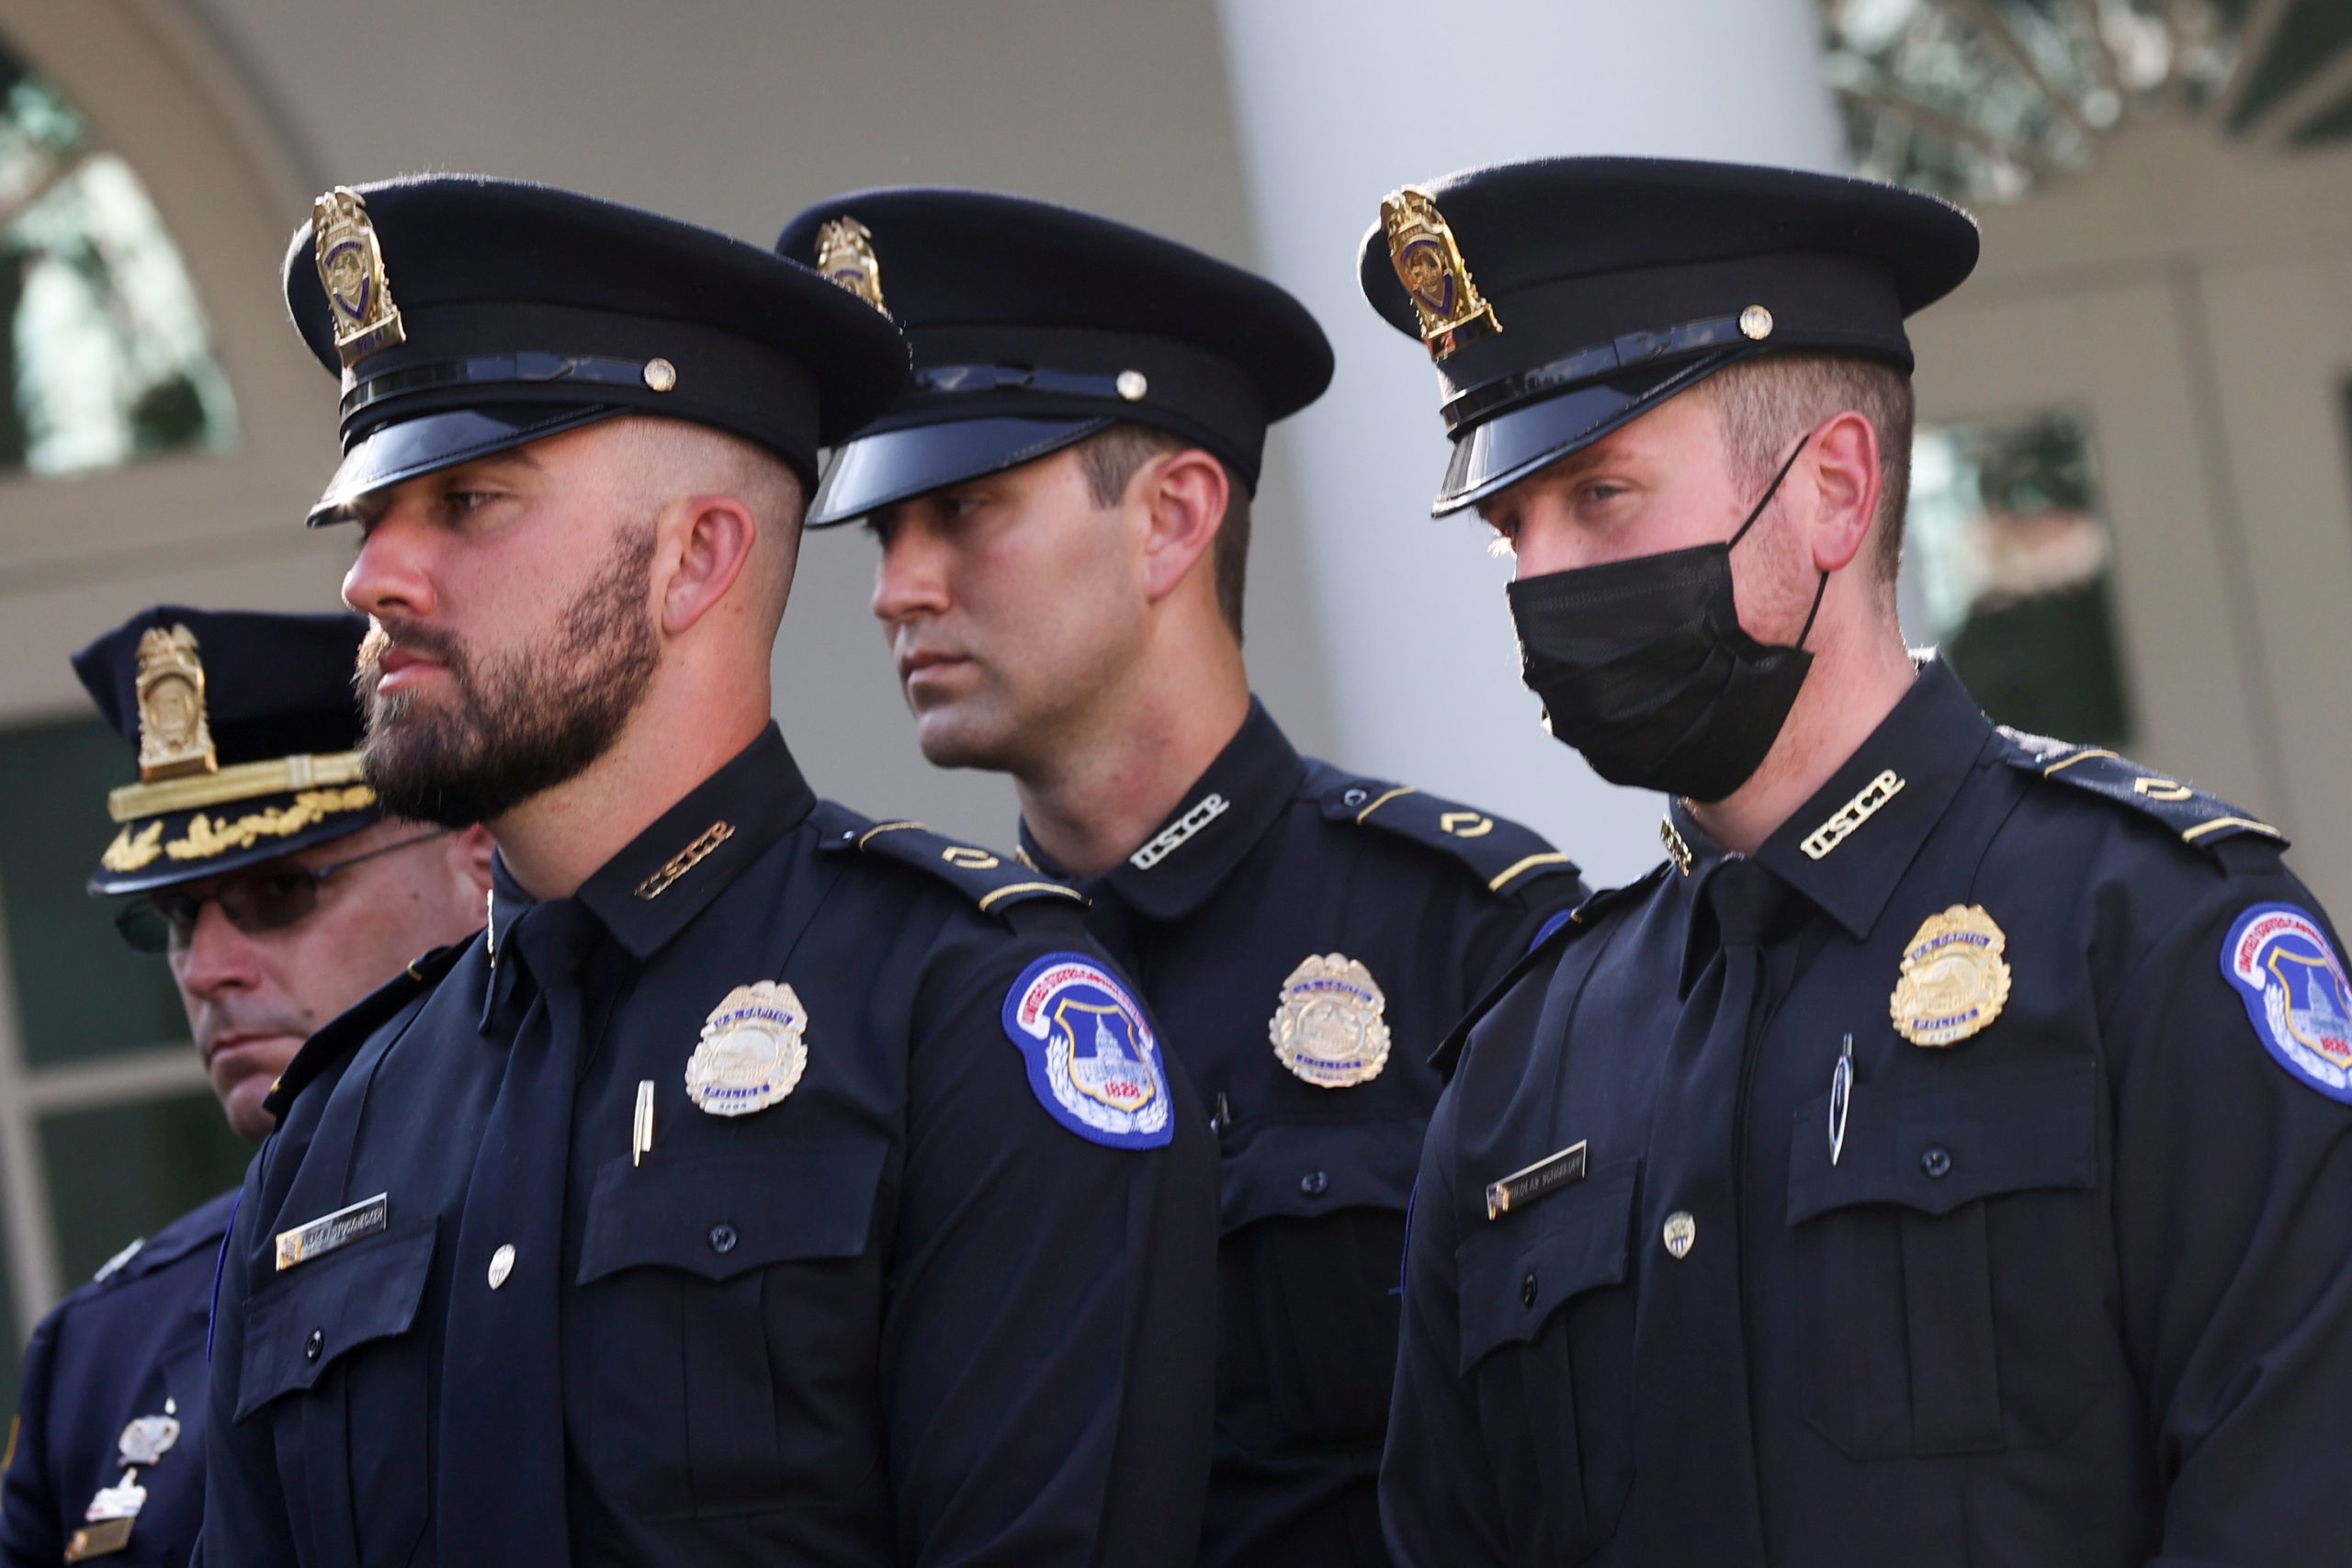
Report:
356,525,662,827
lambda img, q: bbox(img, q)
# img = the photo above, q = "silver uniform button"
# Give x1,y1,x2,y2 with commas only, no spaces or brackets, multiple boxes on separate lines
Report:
1662,1211,1697,1259
487,1244,516,1290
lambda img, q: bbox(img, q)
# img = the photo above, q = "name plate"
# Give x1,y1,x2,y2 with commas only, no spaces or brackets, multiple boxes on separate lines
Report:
275,1192,390,1271
1485,1141,1587,1220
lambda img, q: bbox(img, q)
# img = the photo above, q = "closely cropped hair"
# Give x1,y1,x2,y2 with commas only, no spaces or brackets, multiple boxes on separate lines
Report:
1074,424,1251,641
1695,354,1914,586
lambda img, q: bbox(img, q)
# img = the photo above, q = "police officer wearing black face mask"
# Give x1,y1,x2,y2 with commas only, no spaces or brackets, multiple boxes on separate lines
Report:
1359,158,2352,1568
775,187,1589,1568
195,176,1216,1568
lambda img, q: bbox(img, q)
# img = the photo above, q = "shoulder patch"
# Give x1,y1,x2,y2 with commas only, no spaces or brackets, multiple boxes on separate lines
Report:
1999,730,2286,859
264,940,464,1122
813,803,1086,920
1307,762,1581,898
2222,902,2352,1104
1000,953,1173,1149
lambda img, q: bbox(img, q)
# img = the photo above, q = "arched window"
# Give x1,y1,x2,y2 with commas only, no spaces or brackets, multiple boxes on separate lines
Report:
0,4,351,1417
0,38,239,477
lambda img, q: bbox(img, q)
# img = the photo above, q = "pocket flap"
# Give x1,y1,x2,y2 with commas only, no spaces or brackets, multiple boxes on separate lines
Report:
1454,1157,1635,1376
1218,1118,1423,1234
575,1139,887,1285
235,1221,435,1420
1787,1055,2098,1226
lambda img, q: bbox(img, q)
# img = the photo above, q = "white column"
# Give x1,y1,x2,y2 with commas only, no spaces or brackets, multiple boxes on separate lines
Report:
1216,0,1846,885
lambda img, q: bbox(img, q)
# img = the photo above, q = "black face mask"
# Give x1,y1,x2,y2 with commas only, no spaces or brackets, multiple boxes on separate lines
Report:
1505,434,1824,803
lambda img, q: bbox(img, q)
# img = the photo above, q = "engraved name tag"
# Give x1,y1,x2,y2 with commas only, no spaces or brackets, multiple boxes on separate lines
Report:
1485,1141,1587,1220
275,1192,390,1271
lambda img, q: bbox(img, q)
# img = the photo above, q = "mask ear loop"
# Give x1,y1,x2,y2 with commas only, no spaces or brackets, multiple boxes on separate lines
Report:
1726,429,1829,651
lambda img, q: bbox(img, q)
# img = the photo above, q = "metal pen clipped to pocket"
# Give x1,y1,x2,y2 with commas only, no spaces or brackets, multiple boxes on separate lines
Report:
1828,1033,1854,1167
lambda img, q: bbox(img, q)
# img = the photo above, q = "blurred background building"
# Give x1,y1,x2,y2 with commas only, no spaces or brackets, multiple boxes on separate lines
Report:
1,0,2347,1398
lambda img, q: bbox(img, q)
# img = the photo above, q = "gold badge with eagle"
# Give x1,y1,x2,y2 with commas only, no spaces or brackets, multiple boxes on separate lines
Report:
1380,186,1500,360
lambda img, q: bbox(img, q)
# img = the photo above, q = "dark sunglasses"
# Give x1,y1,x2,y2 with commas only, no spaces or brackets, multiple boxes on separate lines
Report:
112,829,454,955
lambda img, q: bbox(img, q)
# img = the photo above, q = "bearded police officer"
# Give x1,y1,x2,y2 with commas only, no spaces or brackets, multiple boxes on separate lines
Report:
1,608,489,1568
1361,158,2352,1568
775,189,1587,1568
196,176,1216,1567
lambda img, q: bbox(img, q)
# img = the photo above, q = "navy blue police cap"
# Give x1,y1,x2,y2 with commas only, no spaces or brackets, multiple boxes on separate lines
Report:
74,607,381,896
1357,157,1979,515
774,187,1333,527
283,175,910,524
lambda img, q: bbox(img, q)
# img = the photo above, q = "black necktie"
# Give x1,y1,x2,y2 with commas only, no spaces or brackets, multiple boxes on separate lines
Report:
1629,855,1788,1565
437,896,600,1562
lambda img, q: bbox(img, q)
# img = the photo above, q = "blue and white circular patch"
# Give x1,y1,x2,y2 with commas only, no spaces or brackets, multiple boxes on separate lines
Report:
2221,902,2352,1104
1001,953,1172,1149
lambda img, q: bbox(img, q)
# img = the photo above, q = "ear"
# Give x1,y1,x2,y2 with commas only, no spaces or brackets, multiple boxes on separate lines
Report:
447,824,496,896
1803,410,1883,575
656,492,760,637
1136,447,1229,605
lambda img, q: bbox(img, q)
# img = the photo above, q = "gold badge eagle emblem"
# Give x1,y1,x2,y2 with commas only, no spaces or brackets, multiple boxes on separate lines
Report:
311,186,406,370
133,625,215,783
1270,953,1392,1088
1889,905,2013,1047
1380,186,1500,361
684,981,810,1116
813,217,888,316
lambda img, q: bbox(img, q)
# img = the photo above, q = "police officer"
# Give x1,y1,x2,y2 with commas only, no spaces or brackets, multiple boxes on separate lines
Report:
197,176,1216,1567
775,189,1588,1568
1,606,490,1567
1359,157,2352,1567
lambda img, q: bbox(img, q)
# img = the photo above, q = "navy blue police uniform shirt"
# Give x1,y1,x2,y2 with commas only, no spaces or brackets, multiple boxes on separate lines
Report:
198,726,1217,1568
1381,657,2352,1568
2,1190,234,1566
1020,700,1586,1568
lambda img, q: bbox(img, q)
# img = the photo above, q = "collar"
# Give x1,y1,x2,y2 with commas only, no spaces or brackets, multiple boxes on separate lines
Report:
486,724,816,964
1668,656,1993,946
1018,696,1306,922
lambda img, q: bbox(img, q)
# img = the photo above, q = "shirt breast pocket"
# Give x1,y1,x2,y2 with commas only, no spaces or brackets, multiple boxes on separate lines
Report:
1215,1117,1421,1450
235,1220,436,1568
571,1138,888,1520
1786,1053,2109,1460
1454,1156,1636,1566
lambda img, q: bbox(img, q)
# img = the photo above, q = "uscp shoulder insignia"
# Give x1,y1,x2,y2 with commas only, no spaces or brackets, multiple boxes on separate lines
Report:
2222,903,2352,1104
1001,953,1172,1149
1270,953,1392,1088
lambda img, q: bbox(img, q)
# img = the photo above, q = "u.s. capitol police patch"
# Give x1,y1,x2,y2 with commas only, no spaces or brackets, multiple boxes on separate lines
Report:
2222,902,2352,1104
1001,953,1172,1149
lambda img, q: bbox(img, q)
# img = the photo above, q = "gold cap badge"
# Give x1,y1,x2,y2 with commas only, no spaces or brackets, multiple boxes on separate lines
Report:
1270,953,1392,1089
311,186,406,371
1380,186,1500,361
133,625,215,783
813,217,888,316
1890,905,2012,1046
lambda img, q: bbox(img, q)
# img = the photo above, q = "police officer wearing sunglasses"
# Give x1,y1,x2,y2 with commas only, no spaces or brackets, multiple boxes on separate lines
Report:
0,605,491,1568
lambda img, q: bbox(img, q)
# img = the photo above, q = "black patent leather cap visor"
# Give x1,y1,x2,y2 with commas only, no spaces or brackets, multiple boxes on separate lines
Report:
305,404,622,525
1432,354,1734,517
808,414,1112,528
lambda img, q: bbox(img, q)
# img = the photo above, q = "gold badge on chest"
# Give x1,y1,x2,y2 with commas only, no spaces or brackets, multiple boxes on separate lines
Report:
1270,953,1392,1088
1889,905,2012,1047
684,981,810,1116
